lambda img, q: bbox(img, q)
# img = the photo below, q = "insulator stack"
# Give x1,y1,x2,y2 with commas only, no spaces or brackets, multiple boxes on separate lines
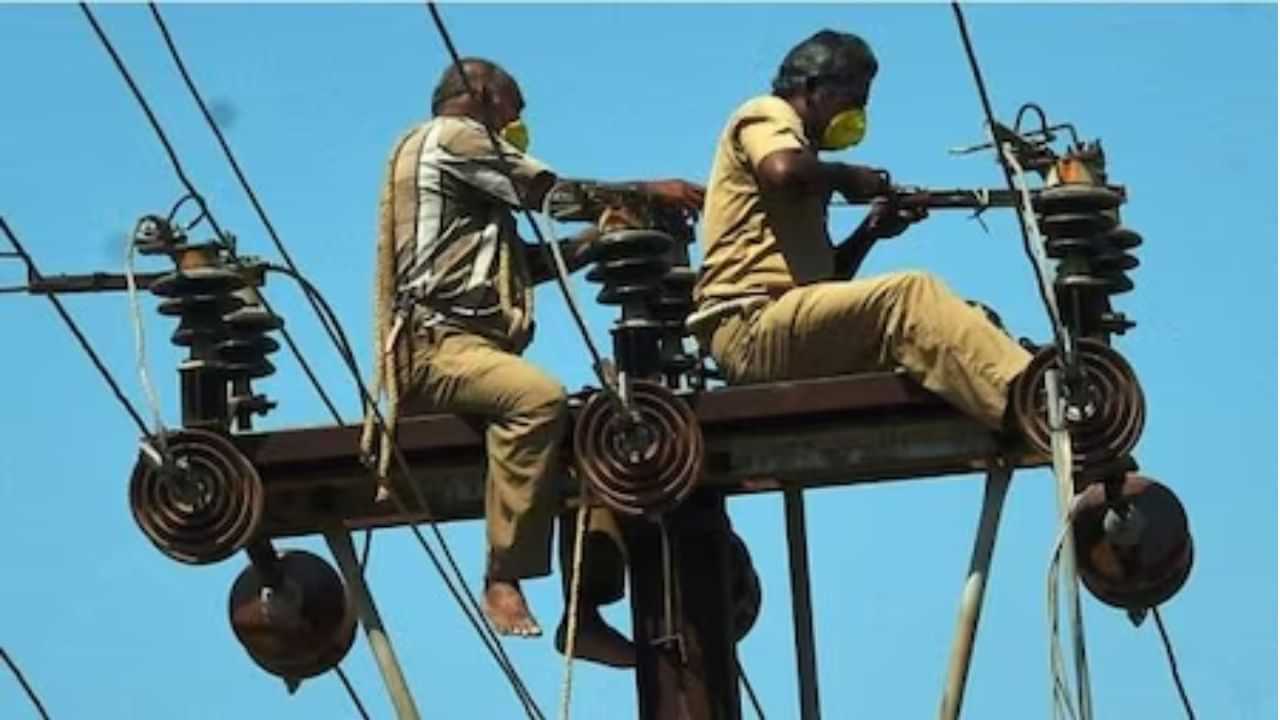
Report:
647,266,701,385
220,265,283,429
1012,340,1146,478
138,219,246,429
1072,474,1194,609
128,428,265,564
134,215,282,429
1034,184,1143,340
586,229,673,377
573,379,703,517
220,272,283,381
229,550,357,683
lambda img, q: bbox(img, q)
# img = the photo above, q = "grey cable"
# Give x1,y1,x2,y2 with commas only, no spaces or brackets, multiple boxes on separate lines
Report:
1152,608,1196,719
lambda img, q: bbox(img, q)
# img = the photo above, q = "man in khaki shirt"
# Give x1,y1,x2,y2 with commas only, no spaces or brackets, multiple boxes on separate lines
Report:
366,58,701,663
693,29,1031,430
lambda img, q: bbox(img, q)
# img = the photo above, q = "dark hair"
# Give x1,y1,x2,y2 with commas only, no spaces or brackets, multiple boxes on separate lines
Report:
430,57,514,114
772,30,878,97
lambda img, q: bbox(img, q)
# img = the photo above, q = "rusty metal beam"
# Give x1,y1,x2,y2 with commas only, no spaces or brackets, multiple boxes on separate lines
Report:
238,373,1046,538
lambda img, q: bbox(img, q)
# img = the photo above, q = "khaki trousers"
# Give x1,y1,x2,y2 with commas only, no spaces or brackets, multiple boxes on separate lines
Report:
708,271,1032,429
404,330,624,589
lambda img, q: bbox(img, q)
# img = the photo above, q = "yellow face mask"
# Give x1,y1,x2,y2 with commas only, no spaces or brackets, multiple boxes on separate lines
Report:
820,107,867,151
500,118,530,153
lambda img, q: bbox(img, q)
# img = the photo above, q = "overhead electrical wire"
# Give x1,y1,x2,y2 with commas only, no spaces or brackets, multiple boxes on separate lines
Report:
1,217,154,442
417,6,648,717
422,1,615,397
949,7,1198,720
145,3,360,408
80,7,543,715
258,262,545,719
1,647,53,720
334,665,373,720
1152,608,1196,719
77,2,343,424
949,2,1065,350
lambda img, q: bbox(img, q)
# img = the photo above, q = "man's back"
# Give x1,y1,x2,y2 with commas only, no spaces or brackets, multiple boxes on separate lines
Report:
696,95,832,306
385,115,550,351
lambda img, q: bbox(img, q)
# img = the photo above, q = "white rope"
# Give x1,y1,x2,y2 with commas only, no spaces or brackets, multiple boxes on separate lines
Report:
1043,370,1093,720
557,501,590,720
1047,498,1084,720
125,233,168,449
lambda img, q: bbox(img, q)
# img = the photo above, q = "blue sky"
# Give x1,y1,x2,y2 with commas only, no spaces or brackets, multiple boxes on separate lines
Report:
0,3,1274,718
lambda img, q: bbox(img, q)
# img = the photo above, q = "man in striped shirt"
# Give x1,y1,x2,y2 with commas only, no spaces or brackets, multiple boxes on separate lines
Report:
367,57,701,664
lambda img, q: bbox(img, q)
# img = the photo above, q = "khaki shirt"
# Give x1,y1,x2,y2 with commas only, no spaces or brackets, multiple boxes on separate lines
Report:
386,115,552,351
694,96,832,306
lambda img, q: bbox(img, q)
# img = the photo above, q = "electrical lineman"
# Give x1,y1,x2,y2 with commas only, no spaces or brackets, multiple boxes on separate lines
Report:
362,57,703,662
689,29,1034,434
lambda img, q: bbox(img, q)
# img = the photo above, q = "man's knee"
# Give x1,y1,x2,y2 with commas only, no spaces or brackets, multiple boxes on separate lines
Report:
888,270,948,303
515,375,569,429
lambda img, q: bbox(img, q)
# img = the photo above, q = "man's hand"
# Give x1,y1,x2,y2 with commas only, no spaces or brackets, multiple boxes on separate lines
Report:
640,179,706,212
833,164,892,202
860,196,929,240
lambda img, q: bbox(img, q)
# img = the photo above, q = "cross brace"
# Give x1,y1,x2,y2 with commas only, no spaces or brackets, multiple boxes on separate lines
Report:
238,372,1048,719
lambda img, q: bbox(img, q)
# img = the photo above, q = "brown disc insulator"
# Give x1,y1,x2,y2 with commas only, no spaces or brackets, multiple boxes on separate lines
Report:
573,380,703,517
1011,340,1146,473
1033,185,1124,215
728,531,762,642
229,550,357,681
128,428,264,564
1073,474,1193,609
150,267,246,298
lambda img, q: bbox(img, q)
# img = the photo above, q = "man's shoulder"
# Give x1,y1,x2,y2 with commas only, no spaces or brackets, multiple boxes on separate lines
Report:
728,95,801,127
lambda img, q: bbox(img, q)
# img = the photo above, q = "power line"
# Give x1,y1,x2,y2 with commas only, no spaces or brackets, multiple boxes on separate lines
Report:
77,2,343,424
81,8,542,714
422,1,614,395
145,3,358,404
0,647,52,720
260,262,546,719
334,665,373,720
949,2,1064,349
1,217,153,441
1152,608,1196,719
737,658,767,720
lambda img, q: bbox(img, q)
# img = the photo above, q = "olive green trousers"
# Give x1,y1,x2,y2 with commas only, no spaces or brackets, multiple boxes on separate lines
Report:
707,271,1032,429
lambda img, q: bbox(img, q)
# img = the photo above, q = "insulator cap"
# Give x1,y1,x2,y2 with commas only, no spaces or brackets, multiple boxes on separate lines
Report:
129,429,264,564
1010,340,1146,473
573,381,703,517
1074,474,1194,609
229,550,357,681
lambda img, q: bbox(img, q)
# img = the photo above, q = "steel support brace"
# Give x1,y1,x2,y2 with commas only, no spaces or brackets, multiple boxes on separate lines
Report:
938,464,1013,719
1046,370,1093,719
324,528,421,720
784,486,821,720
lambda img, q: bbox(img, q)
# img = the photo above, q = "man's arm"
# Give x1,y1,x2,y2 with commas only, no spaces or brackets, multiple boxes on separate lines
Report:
525,226,602,285
755,149,889,204
833,198,931,280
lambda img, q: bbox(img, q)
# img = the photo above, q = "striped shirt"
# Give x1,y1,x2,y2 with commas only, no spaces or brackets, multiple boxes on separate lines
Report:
385,115,552,351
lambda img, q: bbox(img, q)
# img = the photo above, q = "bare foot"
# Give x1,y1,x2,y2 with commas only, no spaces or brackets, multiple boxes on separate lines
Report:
484,580,542,638
554,607,635,668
